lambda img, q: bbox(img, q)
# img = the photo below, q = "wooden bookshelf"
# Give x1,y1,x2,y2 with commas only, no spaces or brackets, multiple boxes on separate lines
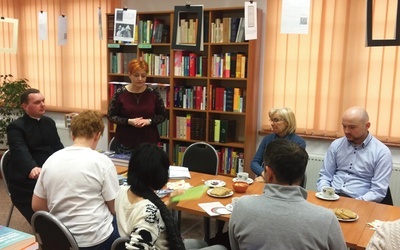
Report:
106,7,259,176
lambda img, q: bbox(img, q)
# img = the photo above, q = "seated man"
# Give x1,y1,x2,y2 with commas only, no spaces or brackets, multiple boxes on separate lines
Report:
229,139,346,250
32,110,119,249
7,88,63,224
317,106,392,203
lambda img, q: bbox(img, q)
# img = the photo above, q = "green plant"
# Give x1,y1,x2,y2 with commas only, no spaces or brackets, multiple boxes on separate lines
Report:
0,74,31,145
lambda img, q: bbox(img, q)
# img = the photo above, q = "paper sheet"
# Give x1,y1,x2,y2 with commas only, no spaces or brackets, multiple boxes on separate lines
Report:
281,0,310,34
170,185,208,202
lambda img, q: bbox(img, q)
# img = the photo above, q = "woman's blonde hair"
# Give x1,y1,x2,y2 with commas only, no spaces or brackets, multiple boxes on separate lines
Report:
70,110,104,139
269,107,297,135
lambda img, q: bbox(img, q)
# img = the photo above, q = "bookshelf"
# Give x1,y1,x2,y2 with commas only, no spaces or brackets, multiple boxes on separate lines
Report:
106,7,259,177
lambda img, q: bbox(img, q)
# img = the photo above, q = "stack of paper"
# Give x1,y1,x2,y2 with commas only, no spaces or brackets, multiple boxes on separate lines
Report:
169,166,191,179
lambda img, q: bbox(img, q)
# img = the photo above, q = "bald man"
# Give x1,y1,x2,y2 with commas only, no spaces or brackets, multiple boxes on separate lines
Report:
317,106,392,203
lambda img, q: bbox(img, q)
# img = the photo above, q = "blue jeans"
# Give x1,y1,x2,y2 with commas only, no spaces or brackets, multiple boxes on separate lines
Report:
79,216,120,250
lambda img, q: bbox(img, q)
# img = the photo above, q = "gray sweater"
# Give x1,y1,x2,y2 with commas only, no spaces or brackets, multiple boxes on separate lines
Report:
229,184,347,250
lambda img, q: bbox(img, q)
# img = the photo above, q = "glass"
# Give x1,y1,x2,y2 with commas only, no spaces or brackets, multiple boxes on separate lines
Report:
269,118,284,123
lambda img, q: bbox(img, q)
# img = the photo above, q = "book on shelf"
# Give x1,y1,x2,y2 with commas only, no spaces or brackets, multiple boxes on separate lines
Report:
220,119,236,143
0,225,37,250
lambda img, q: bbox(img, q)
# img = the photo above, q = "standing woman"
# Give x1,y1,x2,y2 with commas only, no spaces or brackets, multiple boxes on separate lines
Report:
251,107,306,182
108,59,167,154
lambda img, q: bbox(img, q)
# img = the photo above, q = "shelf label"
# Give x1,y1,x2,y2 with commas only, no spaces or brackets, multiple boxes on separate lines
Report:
108,44,121,48
138,43,152,49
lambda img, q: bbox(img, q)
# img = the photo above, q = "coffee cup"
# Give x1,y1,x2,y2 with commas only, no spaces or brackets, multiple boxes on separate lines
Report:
237,172,249,181
321,186,336,198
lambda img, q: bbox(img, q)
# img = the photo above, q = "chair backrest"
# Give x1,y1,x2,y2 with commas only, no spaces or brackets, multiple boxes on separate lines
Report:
31,211,79,250
0,149,11,195
111,236,129,250
182,142,219,175
381,187,393,205
109,137,117,151
300,172,307,189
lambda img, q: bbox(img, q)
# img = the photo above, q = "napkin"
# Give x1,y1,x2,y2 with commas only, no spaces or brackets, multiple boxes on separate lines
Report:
198,202,231,216
170,185,208,202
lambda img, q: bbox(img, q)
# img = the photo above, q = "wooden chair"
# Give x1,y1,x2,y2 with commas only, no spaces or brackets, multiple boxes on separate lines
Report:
31,211,79,250
0,149,14,226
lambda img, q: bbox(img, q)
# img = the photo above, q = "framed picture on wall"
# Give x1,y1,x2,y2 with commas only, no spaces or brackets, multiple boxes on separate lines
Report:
172,5,204,51
0,17,19,53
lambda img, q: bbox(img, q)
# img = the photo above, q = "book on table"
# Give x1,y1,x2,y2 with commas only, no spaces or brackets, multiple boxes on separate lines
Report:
0,225,37,250
169,166,191,179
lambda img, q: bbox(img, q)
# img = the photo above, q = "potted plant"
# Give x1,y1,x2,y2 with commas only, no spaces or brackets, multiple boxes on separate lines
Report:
0,74,31,147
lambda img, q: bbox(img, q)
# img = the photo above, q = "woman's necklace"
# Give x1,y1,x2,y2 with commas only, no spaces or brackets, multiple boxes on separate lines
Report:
128,85,146,104
133,92,144,104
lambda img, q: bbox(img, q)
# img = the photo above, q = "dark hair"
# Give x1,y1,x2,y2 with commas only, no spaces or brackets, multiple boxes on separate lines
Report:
127,143,185,250
263,139,308,185
20,88,40,105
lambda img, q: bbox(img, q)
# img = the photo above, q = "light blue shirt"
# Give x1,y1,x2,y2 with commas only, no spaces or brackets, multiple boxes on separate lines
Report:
250,133,306,176
316,133,392,202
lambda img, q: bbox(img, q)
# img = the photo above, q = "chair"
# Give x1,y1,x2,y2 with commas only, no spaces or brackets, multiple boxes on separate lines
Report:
381,187,393,205
109,137,117,151
111,236,129,250
178,142,219,241
31,211,79,250
0,149,14,226
181,142,219,175
300,172,307,189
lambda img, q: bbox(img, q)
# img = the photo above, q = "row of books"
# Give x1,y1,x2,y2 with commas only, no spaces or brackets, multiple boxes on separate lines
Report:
175,115,206,140
211,52,247,78
142,53,170,76
138,19,170,44
172,144,244,175
218,148,244,175
109,52,137,74
209,119,236,143
157,119,170,137
176,19,198,45
210,87,246,113
173,85,207,110
174,51,207,77
211,17,245,43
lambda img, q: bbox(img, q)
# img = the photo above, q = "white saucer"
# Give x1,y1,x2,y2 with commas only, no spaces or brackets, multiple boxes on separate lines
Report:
232,178,254,185
207,189,234,198
315,192,340,201
204,180,226,188
338,214,359,222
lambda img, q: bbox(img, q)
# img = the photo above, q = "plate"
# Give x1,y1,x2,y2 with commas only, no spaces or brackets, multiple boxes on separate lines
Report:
338,214,359,222
225,203,233,212
207,189,234,198
315,192,340,201
210,206,231,215
232,178,254,185
204,180,226,188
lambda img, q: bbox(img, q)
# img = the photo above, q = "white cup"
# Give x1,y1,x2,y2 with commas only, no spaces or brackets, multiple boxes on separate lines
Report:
237,172,249,181
321,186,336,198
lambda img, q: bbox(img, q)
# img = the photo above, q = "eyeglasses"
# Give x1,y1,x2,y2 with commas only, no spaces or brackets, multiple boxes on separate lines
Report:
269,118,284,123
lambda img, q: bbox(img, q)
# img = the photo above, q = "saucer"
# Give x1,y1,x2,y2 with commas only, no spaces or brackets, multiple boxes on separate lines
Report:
204,180,226,188
315,192,340,201
232,177,254,185
225,203,233,212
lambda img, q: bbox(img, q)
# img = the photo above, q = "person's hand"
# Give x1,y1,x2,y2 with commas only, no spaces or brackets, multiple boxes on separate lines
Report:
129,117,145,127
165,189,185,209
255,176,265,183
29,167,41,179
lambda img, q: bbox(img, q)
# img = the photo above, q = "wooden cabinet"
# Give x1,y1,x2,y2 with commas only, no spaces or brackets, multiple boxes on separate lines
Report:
106,7,259,176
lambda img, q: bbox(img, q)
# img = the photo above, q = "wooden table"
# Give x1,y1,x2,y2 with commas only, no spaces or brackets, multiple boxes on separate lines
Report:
115,165,128,175
170,172,400,249
356,203,400,249
307,191,377,249
173,172,264,222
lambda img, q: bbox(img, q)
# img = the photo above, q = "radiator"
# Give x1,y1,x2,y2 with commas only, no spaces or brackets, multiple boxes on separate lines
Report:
306,154,400,206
